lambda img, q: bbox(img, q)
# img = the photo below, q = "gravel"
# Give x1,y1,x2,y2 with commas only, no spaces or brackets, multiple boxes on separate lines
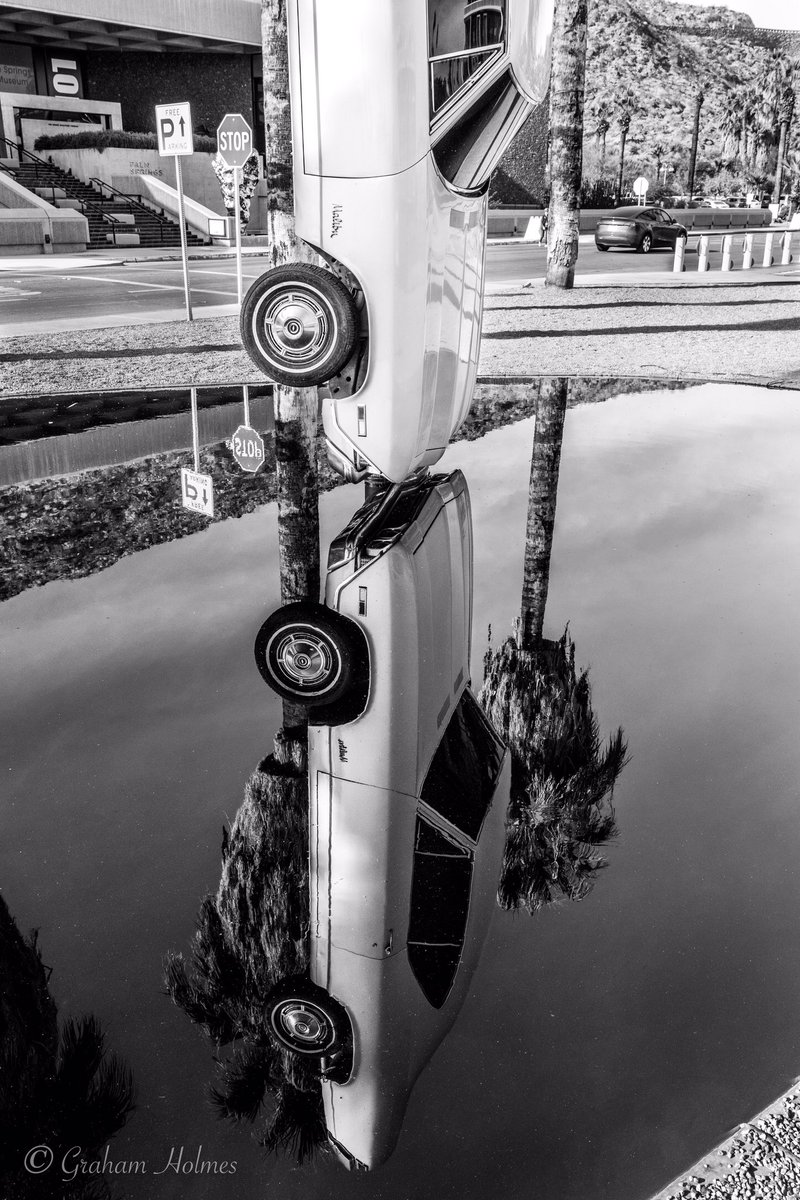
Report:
650,1086,800,1200
1,281,798,397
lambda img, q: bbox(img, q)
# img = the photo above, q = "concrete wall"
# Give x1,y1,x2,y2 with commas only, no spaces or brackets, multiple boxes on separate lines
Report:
0,166,88,252
45,146,226,213
3,0,260,45
85,52,254,141
488,207,775,235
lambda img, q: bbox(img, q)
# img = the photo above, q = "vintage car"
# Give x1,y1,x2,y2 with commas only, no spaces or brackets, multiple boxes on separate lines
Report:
254,471,509,1169
240,0,553,481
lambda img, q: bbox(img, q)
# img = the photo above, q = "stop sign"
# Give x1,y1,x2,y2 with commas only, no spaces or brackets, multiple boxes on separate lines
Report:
230,424,265,473
217,113,253,169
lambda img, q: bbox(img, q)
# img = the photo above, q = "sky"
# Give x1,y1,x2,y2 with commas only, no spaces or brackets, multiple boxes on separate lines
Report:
673,0,799,31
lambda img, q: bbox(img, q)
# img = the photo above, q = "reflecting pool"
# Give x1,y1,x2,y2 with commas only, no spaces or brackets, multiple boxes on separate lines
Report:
2,381,800,1200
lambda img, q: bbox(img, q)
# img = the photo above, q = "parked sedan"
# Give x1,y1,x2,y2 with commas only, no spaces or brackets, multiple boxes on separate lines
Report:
595,206,688,253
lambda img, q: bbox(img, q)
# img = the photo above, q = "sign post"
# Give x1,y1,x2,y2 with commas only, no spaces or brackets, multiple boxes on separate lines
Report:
181,386,214,516
632,176,649,206
216,113,253,305
156,101,194,321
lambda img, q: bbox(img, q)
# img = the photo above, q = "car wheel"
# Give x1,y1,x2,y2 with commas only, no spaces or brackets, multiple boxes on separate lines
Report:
254,601,368,709
266,977,350,1057
596,243,609,252
240,263,359,387
638,233,653,254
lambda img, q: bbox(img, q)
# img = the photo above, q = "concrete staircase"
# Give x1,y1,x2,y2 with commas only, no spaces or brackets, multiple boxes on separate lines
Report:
10,159,205,250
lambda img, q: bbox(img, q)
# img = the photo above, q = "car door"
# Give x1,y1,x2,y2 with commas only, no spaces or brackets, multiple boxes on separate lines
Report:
655,208,678,244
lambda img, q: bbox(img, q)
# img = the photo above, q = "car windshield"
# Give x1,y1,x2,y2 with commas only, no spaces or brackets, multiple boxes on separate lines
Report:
428,0,507,114
420,688,505,839
431,69,528,192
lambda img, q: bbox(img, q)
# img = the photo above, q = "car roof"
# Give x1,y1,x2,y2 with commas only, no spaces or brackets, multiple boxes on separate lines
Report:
608,206,649,217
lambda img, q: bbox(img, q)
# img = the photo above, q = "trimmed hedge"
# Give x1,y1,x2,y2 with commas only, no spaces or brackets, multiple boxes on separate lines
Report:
33,129,217,153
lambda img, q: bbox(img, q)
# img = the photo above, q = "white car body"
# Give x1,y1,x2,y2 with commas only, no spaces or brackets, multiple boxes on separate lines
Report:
306,471,509,1168
286,0,553,481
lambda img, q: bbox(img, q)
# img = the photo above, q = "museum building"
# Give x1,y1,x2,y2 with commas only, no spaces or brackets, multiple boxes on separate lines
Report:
0,0,263,154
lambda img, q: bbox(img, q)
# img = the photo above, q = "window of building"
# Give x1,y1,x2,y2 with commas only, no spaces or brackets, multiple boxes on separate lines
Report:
428,0,507,114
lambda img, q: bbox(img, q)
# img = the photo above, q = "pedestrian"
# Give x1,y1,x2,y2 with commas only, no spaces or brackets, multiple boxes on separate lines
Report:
540,209,548,245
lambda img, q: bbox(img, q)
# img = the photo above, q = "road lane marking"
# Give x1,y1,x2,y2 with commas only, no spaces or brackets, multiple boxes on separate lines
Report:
57,274,237,299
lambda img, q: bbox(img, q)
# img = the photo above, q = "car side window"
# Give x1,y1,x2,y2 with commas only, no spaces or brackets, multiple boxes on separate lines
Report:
407,816,474,1008
420,687,505,839
432,70,528,192
429,0,506,114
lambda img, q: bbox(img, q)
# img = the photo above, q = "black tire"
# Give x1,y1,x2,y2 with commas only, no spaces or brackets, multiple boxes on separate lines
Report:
240,263,359,386
266,977,351,1057
638,233,653,254
254,601,368,709
596,243,609,252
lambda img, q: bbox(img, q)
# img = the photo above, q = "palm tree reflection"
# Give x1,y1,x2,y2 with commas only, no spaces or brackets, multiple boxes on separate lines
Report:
479,377,628,914
0,896,135,1199
165,725,326,1164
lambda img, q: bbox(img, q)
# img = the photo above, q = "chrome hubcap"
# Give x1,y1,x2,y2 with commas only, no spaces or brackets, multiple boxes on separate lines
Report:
281,1005,326,1044
274,632,334,688
255,286,334,367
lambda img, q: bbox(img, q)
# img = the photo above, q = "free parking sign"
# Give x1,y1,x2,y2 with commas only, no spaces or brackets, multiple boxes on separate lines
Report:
156,102,193,157
217,113,253,168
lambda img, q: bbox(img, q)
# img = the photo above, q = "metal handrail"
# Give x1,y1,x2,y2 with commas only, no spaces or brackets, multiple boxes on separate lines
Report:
88,177,174,242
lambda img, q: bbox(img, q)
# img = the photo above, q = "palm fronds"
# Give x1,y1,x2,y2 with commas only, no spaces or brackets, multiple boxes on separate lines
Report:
0,896,134,1198
480,627,628,913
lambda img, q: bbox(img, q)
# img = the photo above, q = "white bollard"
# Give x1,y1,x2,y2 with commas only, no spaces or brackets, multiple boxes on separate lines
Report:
742,233,755,269
781,231,794,265
673,235,686,273
762,232,774,268
721,235,734,271
697,235,710,272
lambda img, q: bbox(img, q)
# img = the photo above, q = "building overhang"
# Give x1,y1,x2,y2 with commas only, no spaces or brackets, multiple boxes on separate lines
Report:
0,1,261,53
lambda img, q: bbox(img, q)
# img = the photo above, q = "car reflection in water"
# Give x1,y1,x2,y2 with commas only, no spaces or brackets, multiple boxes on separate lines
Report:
254,470,509,1170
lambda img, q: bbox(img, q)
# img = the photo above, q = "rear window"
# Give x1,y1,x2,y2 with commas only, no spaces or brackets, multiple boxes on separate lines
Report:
432,69,527,193
429,0,506,114
420,688,504,840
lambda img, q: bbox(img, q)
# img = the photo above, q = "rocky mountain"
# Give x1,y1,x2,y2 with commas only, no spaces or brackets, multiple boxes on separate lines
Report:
583,0,796,190
495,0,797,204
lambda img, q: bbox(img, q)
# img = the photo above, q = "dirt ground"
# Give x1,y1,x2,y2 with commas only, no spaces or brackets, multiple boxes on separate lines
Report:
1,279,798,397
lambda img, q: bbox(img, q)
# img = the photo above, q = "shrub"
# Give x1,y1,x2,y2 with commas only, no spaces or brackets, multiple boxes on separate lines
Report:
34,129,217,153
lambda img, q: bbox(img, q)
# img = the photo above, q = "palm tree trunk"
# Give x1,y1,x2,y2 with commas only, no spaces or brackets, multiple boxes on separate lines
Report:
520,378,569,649
262,0,321,731
773,119,789,203
615,127,627,204
545,0,589,289
687,91,703,198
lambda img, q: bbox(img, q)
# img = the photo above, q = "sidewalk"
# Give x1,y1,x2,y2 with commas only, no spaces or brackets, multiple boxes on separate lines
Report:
0,244,272,274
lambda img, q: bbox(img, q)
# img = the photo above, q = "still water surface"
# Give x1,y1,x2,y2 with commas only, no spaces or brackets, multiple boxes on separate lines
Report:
2,382,800,1199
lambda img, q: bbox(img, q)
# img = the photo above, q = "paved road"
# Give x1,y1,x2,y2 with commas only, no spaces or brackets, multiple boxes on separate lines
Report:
0,231,789,332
